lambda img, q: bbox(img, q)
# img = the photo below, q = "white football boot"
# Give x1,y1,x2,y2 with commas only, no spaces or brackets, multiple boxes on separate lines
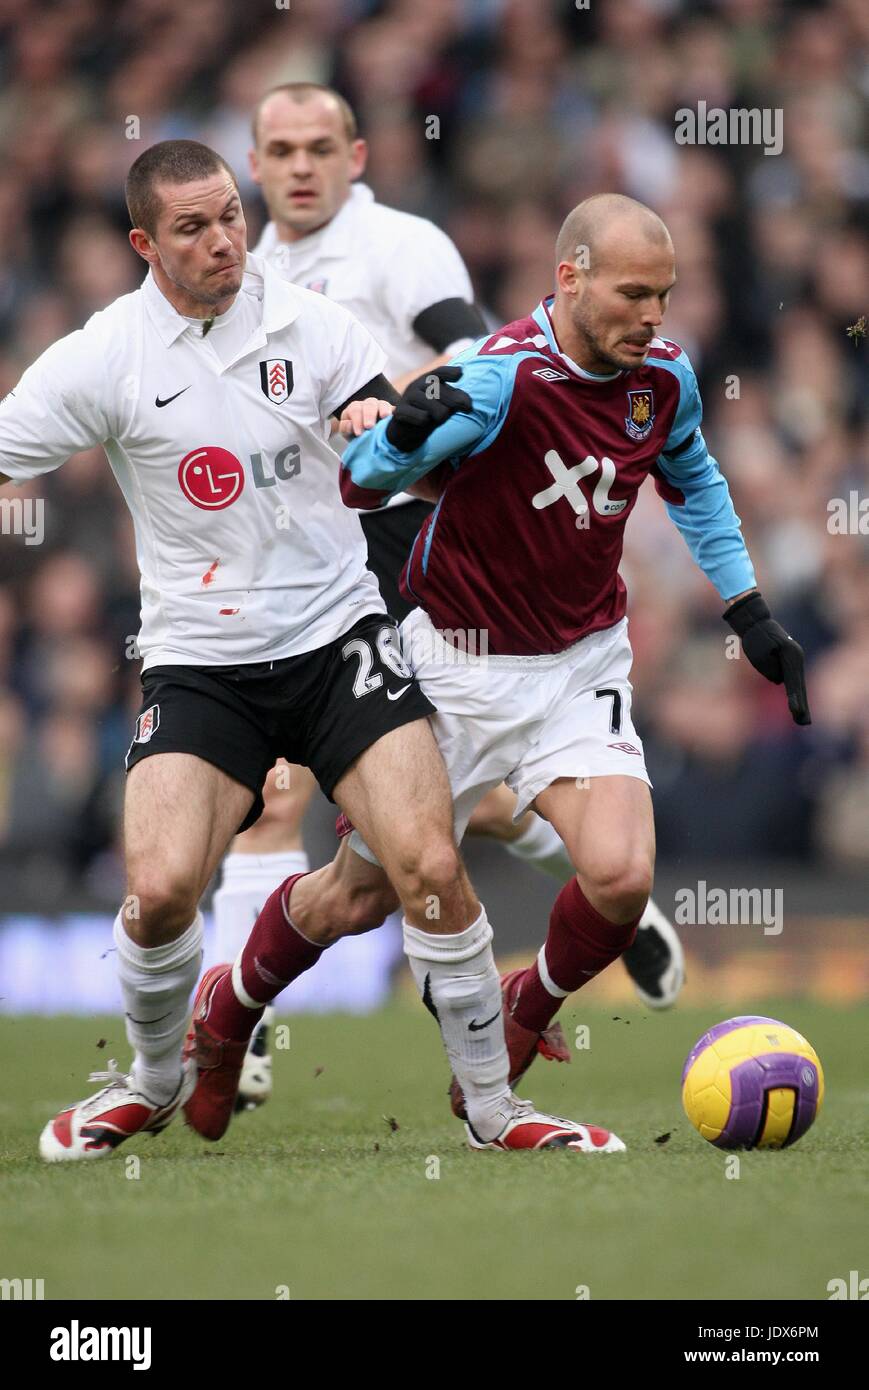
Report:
39,1058,194,1162
235,1005,274,1112
622,898,685,1009
466,1096,626,1153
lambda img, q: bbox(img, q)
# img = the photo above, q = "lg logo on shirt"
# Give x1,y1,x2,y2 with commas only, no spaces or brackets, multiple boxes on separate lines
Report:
178,445,301,509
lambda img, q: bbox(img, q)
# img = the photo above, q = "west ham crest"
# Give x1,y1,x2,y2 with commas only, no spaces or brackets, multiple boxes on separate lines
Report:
625,388,654,442
260,359,294,405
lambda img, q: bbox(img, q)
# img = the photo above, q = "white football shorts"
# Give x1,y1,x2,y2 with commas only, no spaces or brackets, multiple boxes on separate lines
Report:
348,607,651,866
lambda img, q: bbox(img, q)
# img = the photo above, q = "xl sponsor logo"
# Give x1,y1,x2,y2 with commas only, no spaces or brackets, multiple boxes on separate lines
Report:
178,446,301,509
532,450,627,526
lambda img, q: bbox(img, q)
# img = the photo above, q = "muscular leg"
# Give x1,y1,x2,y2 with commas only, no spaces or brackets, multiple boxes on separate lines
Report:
507,775,655,1033
467,777,679,1003
212,760,317,964
206,719,514,1140
120,753,254,1100
534,774,654,921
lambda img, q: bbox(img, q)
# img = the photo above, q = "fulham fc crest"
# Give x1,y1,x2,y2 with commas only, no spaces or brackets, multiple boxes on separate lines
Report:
260,359,294,405
135,704,160,744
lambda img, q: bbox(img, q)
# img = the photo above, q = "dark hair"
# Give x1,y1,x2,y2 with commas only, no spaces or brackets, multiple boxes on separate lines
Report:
125,140,239,236
252,83,358,144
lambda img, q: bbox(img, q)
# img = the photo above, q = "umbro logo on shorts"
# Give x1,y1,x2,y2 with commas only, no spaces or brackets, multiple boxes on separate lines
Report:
608,740,640,755
135,705,160,743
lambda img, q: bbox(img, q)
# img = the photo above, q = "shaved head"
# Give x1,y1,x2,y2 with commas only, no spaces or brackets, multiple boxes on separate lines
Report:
551,194,676,373
555,194,672,272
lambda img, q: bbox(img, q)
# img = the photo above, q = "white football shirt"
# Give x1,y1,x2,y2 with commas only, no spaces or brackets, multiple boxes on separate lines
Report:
0,255,388,668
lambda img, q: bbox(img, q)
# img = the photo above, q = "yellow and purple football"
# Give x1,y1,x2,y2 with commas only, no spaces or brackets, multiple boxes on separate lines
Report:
681,1016,824,1149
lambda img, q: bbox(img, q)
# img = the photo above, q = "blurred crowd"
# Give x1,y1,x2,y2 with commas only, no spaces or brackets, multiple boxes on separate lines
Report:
0,0,867,904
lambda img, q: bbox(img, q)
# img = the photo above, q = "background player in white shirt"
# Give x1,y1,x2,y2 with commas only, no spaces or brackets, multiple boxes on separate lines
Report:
0,140,586,1160
214,84,684,1110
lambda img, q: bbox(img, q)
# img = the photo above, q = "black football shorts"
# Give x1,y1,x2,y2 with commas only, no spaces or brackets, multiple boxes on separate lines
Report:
125,613,435,832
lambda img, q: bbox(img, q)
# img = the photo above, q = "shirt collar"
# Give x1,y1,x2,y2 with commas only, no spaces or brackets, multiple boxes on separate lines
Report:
141,252,302,348
533,295,623,382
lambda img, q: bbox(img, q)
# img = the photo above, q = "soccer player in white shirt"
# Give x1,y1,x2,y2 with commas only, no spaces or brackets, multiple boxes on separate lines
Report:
214,83,684,1110
0,140,600,1160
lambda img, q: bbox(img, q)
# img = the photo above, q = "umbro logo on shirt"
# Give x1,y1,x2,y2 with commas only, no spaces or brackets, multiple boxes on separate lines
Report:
532,367,569,382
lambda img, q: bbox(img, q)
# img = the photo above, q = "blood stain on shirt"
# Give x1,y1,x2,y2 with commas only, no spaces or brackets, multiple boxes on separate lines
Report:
201,559,220,586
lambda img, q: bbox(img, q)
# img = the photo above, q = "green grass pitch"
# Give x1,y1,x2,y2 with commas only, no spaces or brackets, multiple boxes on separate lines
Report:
1,999,866,1301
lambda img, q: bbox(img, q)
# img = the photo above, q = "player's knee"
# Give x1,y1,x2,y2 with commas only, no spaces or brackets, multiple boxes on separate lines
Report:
393,837,462,910
125,872,200,941
586,854,653,923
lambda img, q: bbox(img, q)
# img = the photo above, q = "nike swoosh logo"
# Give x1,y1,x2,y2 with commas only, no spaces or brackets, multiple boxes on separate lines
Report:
155,387,191,408
386,684,412,701
468,1008,501,1032
125,1011,173,1025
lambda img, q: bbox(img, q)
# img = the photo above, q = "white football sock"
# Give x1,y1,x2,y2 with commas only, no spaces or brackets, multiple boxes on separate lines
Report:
213,850,309,963
505,814,574,882
403,909,513,1142
113,911,204,1105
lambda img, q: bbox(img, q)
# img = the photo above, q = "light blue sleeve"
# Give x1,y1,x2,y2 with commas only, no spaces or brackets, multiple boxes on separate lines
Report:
655,354,756,602
341,352,520,500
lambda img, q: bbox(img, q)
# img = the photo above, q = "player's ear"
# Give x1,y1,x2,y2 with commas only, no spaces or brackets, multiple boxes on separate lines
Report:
556,259,581,297
129,227,158,266
349,138,368,180
248,146,262,186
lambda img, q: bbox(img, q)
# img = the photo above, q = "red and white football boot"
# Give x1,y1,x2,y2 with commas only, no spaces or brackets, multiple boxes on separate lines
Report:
39,1058,194,1162
449,968,571,1119
182,963,252,1141
466,1096,626,1154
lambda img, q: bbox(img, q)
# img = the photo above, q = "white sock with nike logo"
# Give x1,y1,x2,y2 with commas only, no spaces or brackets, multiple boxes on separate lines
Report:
113,911,203,1105
403,909,513,1142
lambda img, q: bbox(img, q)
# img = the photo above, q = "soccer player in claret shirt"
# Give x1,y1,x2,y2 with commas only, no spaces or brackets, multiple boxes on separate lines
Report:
184,193,809,1149
216,83,686,1113
2,140,613,1160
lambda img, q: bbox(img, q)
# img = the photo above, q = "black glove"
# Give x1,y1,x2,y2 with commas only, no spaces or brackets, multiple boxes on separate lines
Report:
385,366,472,453
724,592,811,725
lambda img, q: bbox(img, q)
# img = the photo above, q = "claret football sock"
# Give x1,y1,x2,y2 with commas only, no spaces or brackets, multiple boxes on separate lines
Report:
207,872,322,1041
113,910,204,1105
403,909,513,1142
511,879,641,1033
213,849,310,963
